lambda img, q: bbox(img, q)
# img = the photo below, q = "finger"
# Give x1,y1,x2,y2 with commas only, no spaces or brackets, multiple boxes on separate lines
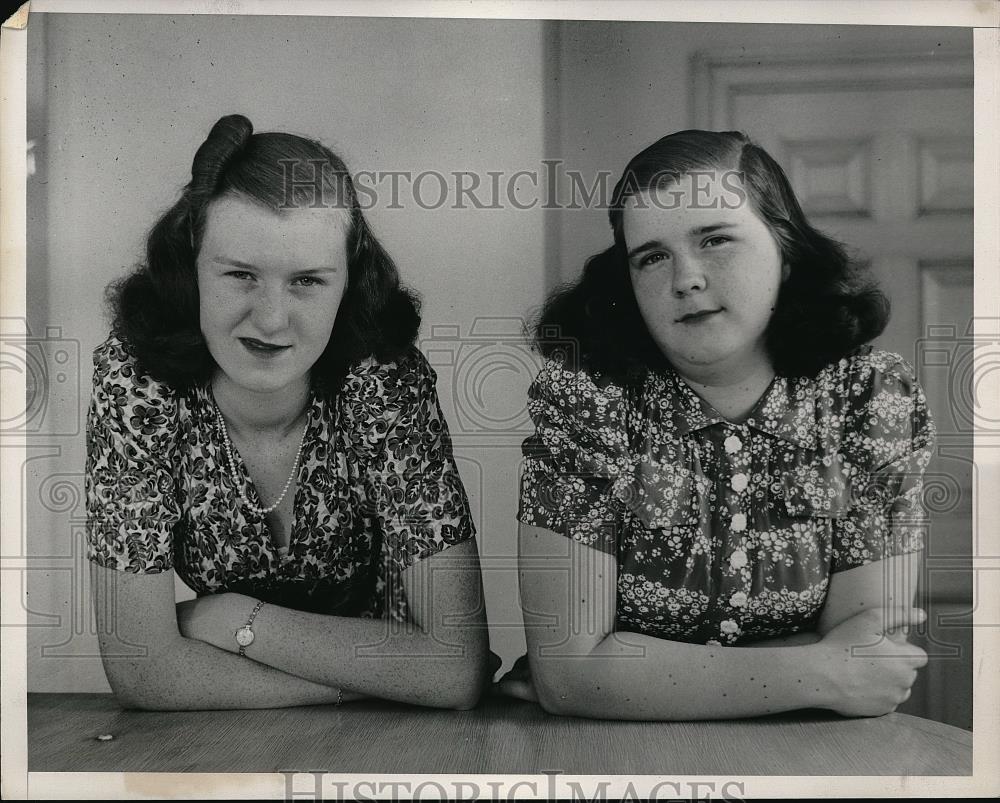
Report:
497,678,536,702
896,643,929,668
885,626,910,644
870,607,927,632
515,678,539,703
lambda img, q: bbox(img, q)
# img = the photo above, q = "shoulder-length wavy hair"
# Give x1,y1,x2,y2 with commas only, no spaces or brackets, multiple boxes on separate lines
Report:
109,114,420,391
535,129,889,381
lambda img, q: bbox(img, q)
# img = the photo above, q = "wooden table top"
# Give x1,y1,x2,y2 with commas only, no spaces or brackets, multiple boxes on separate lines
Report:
27,692,971,776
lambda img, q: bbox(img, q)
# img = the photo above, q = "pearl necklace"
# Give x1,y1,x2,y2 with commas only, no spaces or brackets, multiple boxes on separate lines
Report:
212,401,310,517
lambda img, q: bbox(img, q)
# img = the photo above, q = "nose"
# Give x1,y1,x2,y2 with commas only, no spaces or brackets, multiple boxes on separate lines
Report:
250,285,290,335
671,253,707,298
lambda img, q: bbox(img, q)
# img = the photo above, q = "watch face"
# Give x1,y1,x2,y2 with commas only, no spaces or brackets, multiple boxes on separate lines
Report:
235,626,255,647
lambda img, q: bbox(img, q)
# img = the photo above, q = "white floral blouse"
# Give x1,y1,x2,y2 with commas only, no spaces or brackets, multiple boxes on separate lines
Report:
517,347,935,646
86,335,475,622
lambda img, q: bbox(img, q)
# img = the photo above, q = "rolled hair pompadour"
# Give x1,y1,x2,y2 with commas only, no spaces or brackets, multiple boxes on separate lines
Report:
535,129,889,382
109,113,420,390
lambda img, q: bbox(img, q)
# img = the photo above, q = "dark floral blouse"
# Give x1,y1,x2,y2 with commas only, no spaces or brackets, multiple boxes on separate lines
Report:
518,347,935,646
85,336,475,622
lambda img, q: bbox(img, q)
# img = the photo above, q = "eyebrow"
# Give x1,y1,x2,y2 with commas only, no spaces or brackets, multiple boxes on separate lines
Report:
625,223,739,259
211,257,339,273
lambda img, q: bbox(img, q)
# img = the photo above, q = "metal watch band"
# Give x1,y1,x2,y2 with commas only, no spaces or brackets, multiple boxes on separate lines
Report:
236,600,265,657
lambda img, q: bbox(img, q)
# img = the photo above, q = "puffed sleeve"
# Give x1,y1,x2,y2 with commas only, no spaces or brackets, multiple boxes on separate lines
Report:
361,347,475,573
831,352,936,572
517,357,634,554
85,336,181,573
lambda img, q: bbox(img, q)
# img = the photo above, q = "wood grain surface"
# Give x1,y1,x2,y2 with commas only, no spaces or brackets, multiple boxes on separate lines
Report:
27,693,971,775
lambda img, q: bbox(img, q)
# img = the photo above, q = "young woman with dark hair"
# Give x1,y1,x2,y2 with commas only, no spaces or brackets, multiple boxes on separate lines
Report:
497,130,933,720
87,115,492,711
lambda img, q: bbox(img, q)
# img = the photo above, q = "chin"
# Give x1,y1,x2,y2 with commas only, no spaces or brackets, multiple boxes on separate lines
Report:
665,346,728,368
218,363,306,395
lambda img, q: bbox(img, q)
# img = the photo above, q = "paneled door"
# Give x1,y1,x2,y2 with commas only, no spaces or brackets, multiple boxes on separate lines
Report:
695,49,974,729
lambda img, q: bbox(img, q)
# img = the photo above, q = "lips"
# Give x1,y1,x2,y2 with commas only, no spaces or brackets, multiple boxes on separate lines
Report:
677,308,722,323
239,337,291,354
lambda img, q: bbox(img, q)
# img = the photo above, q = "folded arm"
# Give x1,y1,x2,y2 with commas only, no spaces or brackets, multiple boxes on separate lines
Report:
743,548,921,648
92,562,351,710
517,524,925,720
176,539,491,710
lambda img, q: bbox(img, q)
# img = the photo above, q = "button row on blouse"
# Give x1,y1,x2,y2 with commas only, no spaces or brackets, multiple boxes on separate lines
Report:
724,433,749,639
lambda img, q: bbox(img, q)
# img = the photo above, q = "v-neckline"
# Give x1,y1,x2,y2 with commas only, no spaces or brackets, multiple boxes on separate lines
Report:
198,383,322,565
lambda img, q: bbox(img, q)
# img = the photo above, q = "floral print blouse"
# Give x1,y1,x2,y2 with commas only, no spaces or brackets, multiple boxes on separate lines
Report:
518,347,934,646
86,336,475,622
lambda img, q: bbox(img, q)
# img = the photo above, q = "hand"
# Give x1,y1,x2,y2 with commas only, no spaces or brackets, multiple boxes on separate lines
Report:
814,607,928,718
493,654,539,702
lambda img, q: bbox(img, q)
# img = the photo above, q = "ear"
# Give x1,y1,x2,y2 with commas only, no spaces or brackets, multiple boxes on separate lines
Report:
781,262,791,282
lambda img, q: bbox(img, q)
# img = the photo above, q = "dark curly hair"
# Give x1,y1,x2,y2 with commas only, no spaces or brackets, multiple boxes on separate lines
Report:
535,129,889,381
109,114,420,390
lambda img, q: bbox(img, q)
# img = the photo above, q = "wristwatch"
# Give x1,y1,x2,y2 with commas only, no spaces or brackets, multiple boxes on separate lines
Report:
234,600,265,657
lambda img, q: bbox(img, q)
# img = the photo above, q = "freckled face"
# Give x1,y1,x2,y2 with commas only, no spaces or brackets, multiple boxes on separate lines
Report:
196,195,349,396
623,174,786,382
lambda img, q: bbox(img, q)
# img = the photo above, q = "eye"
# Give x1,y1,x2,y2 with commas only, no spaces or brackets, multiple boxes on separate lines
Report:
226,270,255,281
638,252,668,268
703,235,731,248
293,276,325,288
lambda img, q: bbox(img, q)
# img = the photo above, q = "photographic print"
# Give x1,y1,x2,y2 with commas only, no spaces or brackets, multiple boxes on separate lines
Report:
1,1,996,799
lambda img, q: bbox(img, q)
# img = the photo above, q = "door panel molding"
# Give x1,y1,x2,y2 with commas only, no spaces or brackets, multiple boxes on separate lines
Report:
782,137,872,217
692,48,973,130
918,136,976,215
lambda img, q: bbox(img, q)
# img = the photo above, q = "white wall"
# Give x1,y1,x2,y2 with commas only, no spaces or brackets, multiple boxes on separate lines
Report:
26,13,550,691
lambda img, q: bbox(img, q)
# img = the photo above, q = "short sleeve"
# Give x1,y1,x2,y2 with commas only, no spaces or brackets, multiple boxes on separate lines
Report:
85,337,181,573
359,348,475,574
517,357,634,553
831,353,936,572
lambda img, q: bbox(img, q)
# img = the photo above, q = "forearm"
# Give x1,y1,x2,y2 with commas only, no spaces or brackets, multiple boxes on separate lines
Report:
534,632,830,720
236,605,486,709
742,630,821,648
102,633,356,711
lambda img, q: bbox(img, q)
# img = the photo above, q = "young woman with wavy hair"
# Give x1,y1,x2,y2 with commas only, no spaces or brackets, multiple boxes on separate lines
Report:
87,115,492,711
498,130,932,720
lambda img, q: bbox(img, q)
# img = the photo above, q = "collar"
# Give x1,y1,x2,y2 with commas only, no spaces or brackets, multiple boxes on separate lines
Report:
192,381,328,444
649,366,817,449
743,374,817,449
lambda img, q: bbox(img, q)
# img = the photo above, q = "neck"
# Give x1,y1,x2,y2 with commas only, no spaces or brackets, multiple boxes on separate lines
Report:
674,355,776,423
211,372,310,440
